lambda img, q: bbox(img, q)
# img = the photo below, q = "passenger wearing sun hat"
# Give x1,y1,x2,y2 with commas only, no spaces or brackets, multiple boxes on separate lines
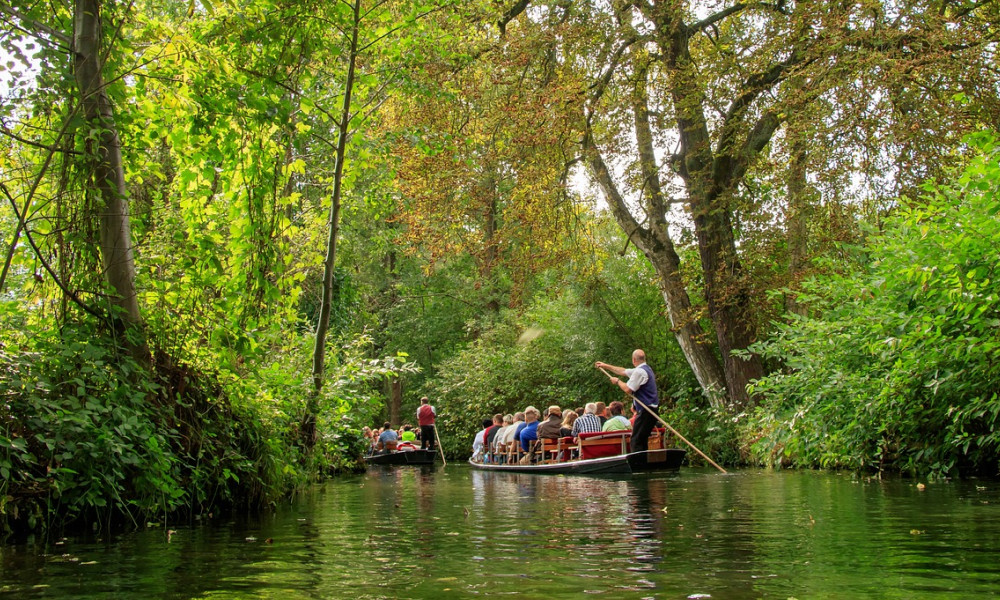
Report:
537,405,564,440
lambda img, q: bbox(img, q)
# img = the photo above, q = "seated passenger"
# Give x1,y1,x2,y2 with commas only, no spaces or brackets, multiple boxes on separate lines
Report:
493,414,514,452
560,410,578,437
376,421,399,452
400,424,417,442
571,403,603,440
484,413,504,455
500,412,524,452
595,401,608,425
519,406,540,452
537,405,563,439
602,401,632,432
471,417,492,460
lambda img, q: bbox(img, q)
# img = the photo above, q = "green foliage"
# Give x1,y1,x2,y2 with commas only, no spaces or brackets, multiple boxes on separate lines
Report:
424,284,691,458
747,132,1000,477
580,218,706,400
0,322,271,532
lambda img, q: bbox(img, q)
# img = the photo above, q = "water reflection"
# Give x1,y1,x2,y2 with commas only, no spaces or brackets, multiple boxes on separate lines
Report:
1,468,999,599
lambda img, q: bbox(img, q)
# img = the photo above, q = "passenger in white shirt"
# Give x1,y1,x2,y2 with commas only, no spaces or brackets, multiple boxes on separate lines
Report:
500,412,525,445
471,417,492,461
492,414,514,452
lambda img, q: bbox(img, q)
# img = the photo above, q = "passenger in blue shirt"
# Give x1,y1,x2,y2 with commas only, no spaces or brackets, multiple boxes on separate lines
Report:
376,421,398,452
519,406,540,452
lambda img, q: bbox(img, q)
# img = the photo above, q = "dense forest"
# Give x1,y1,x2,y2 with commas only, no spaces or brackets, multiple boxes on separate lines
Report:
1,0,998,534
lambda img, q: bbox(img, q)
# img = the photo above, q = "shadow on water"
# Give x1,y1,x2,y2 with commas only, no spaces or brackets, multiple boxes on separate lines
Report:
2,466,999,599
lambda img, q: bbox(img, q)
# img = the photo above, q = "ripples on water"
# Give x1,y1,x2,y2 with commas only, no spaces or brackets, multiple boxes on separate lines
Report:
1,467,998,599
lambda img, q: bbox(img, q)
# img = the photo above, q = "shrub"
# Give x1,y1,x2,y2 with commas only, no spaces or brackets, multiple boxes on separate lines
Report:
748,132,1000,477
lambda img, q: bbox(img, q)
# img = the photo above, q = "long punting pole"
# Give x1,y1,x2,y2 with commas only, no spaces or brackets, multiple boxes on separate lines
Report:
433,424,446,467
599,366,727,474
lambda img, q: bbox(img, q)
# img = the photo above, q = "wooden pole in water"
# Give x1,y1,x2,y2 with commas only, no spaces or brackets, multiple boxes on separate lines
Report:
433,424,446,467
599,366,727,474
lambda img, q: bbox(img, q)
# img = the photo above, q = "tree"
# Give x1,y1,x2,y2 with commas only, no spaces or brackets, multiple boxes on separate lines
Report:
304,0,445,444
72,0,144,335
498,0,1000,408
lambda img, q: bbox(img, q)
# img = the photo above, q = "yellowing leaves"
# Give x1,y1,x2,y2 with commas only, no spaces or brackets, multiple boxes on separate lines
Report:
284,159,307,177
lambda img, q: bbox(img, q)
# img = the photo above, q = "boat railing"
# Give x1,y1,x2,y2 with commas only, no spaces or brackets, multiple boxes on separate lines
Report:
476,428,671,465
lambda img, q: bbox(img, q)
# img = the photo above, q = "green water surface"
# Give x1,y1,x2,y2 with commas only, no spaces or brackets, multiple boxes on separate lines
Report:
1,466,998,599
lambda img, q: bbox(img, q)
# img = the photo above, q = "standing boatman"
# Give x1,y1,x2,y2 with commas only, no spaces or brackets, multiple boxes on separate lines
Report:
595,349,659,453
417,396,437,452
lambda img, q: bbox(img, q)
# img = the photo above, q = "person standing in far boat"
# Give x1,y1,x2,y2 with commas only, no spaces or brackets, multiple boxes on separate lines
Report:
595,349,659,452
417,396,437,452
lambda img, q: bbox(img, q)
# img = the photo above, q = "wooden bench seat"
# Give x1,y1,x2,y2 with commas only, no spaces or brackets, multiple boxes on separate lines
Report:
539,436,576,462
577,430,631,459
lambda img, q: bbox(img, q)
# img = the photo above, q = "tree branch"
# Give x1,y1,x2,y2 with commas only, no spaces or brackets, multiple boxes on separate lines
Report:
0,182,105,322
582,125,648,247
587,33,644,116
715,50,807,163
498,0,531,36
0,125,82,155
631,61,671,220
688,1,789,34
0,4,71,47
729,110,782,185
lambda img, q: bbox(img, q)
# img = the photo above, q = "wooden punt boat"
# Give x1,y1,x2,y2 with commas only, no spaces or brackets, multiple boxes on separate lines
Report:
364,447,437,466
467,429,685,475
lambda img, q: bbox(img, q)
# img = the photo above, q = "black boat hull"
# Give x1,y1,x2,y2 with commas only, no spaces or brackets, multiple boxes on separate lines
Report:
467,448,685,474
365,449,437,466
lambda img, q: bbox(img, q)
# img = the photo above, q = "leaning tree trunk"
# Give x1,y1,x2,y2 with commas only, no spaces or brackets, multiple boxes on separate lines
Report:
306,0,361,448
584,130,728,407
644,3,770,408
73,0,144,343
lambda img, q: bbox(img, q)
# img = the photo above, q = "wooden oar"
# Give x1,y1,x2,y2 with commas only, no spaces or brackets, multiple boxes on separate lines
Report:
433,424,446,467
599,366,727,474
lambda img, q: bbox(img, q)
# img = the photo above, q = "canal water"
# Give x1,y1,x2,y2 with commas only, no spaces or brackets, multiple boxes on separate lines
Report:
1,466,998,598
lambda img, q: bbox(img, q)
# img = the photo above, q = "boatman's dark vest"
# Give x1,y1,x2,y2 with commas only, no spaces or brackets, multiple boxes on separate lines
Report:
632,363,659,413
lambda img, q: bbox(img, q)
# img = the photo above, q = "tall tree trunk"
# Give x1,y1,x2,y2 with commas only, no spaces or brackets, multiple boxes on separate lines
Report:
306,0,361,447
630,72,728,407
785,134,809,317
690,189,763,407
73,0,144,347
483,173,500,313
387,376,402,428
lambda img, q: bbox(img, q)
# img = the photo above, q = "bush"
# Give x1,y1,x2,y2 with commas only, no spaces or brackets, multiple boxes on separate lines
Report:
0,322,286,534
747,132,1000,477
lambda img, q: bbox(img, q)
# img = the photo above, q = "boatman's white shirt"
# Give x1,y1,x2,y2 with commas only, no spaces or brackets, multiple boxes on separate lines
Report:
624,362,649,393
